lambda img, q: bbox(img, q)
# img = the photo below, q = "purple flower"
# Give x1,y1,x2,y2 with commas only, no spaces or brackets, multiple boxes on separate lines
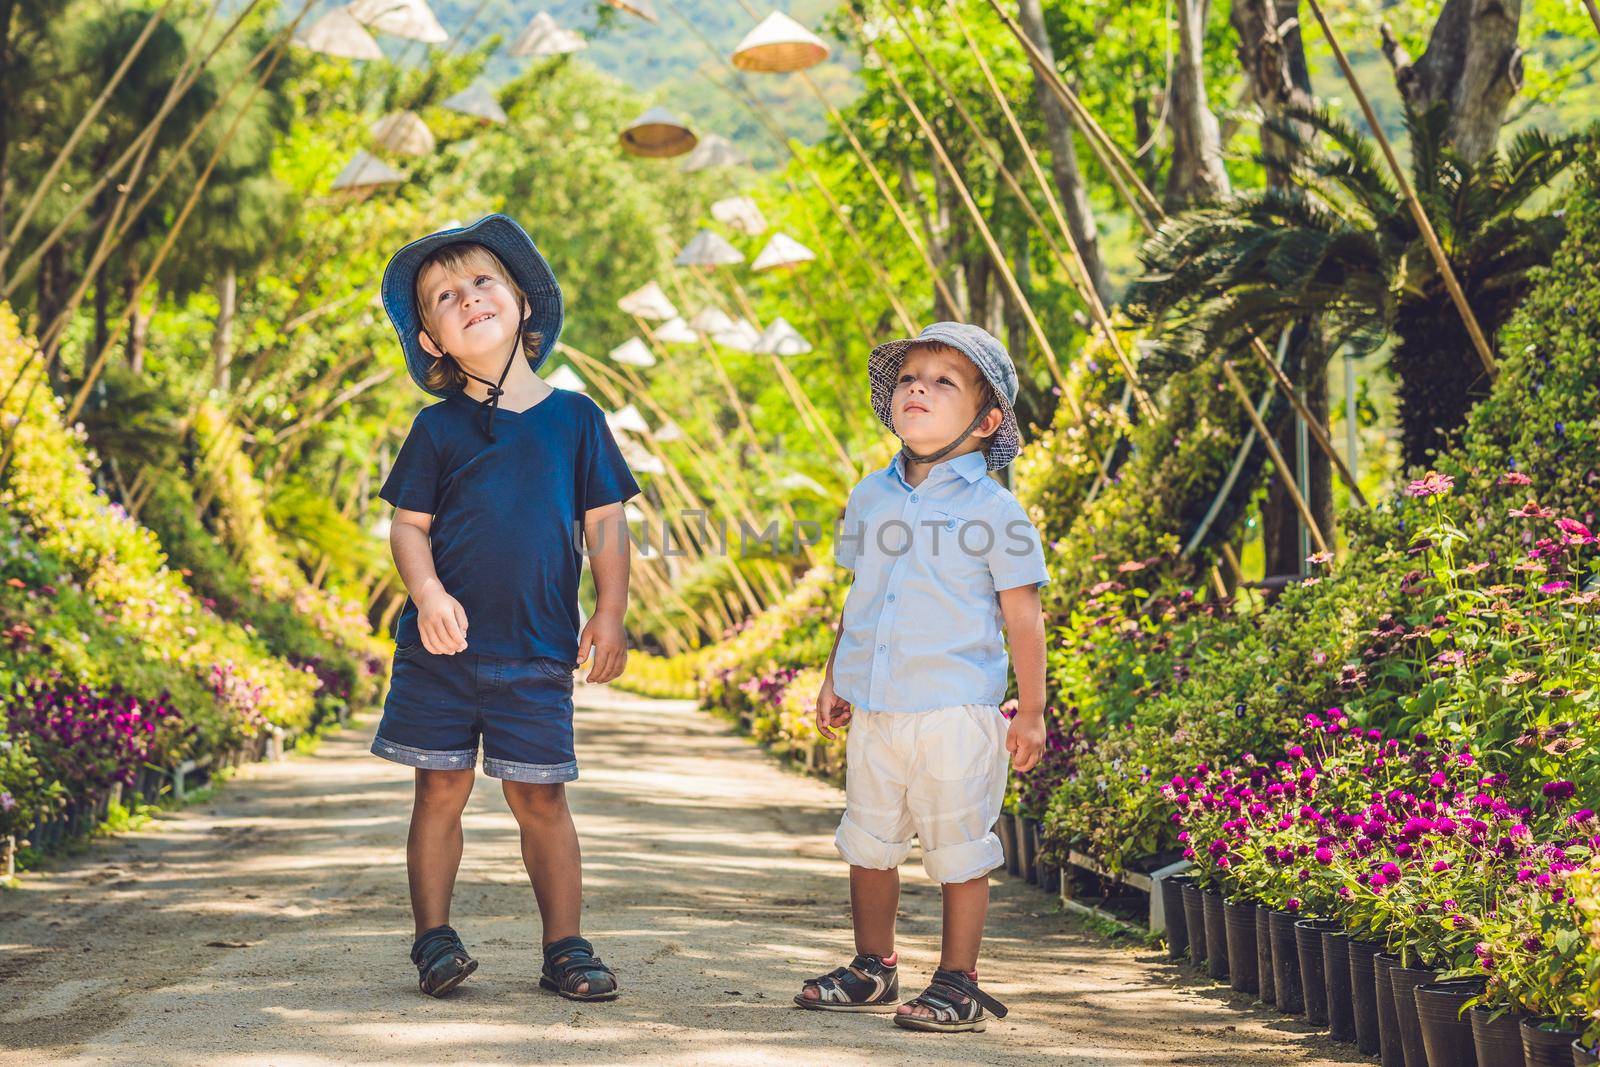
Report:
1314,846,1333,865
1542,780,1576,802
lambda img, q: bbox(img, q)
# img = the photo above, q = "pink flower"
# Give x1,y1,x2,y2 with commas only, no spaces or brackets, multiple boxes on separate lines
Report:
1555,518,1596,545
1539,580,1571,594
1408,472,1454,498
1498,471,1532,486
1306,550,1334,565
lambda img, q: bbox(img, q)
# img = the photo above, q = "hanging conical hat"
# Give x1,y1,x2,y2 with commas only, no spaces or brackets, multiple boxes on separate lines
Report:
679,133,746,173
331,149,407,192
654,316,699,344
731,11,829,73
609,337,657,368
687,307,736,334
711,196,766,236
617,280,677,320
604,0,660,24
546,364,587,391
510,11,586,57
442,81,507,124
654,420,683,442
713,317,762,352
370,110,435,155
348,0,448,43
609,403,650,434
675,229,744,267
620,107,696,158
618,436,665,473
751,232,815,272
756,316,812,356
294,7,384,60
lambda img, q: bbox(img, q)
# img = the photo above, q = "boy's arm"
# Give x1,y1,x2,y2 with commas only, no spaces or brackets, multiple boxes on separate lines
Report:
998,583,1046,772
391,507,470,654
815,612,852,740
579,501,629,683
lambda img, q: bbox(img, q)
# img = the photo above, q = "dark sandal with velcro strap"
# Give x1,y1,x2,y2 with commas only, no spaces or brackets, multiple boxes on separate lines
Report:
411,923,478,998
540,935,619,1002
794,953,899,1012
893,968,1008,1032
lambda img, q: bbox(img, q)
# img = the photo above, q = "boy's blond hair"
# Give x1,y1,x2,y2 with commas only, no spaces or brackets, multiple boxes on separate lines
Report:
414,242,545,393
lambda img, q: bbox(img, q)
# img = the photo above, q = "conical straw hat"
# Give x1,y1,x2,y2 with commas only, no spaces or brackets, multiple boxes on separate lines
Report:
610,403,651,433
331,149,407,192
751,232,815,272
711,196,766,236
609,337,658,368
442,81,508,124
621,107,696,158
370,110,435,155
546,364,587,391
603,0,660,24
731,11,829,73
686,307,737,334
617,280,677,320
511,12,586,57
618,436,665,473
348,0,448,43
675,229,743,267
654,316,699,344
680,133,746,173
713,317,762,352
295,7,384,60
654,420,684,441
756,316,812,356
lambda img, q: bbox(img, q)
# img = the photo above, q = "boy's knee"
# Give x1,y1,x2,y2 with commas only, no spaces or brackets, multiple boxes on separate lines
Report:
503,781,569,821
414,767,474,809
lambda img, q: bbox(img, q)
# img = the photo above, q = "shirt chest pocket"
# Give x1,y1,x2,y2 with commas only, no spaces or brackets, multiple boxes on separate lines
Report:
922,505,992,581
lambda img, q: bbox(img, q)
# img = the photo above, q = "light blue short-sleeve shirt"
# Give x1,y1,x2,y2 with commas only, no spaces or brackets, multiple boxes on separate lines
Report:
831,449,1049,714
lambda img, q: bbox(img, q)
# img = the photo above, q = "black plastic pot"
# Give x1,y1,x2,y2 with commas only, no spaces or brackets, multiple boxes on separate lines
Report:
1573,1039,1599,1066
1181,881,1208,969
1348,939,1383,1056
1321,928,1356,1043
1268,909,1304,1015
1202,888,1230,981
1295,918,1337,1028
1224,899,1258,994
1255,905,1275,1006
1016,813,1037,883
1469,1006,1528,1067
1375,953,1406,1067
1034,822,1061,893
1388,957,1439,1067
997,815,1019,876
1414,978,1484,1067
1522,1018,1585,1067
1162,876,1191,962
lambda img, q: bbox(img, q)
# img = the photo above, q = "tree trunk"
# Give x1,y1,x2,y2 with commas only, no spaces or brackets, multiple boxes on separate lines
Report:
1015,0,1112,303
1166,0,1231,208
127,279,152,373
1383,0,1524,165
211,266,237,393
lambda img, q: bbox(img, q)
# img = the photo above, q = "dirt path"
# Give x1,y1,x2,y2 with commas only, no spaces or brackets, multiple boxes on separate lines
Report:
0,683,1361,1065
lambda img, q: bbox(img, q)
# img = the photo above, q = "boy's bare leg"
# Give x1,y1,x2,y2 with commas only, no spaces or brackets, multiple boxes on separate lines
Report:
501,781,589,989
407,767,475,935
898,875,988,1018
850,865,900,957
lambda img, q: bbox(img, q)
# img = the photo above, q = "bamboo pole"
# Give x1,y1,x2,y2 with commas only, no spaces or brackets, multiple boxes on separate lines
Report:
1586,0,1600,35
1221,360,1330,555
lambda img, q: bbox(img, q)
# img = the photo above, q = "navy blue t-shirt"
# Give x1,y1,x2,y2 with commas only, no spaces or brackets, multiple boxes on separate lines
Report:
378,387,641,662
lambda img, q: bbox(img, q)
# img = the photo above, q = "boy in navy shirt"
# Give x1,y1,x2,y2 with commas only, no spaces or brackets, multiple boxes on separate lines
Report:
373,215,639,1001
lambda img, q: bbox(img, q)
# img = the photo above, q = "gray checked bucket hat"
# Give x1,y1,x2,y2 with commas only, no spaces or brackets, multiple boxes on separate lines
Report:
868,321,1021,470
380,213,564,401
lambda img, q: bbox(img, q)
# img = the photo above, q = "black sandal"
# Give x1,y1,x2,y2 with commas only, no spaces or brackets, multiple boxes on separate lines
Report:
893,968,1008,1033
540,935,619,1002
411,924,478,998
794,953,899,1012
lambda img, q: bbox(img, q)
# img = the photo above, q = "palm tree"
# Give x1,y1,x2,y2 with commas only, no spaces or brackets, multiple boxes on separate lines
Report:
1126,104,1578,469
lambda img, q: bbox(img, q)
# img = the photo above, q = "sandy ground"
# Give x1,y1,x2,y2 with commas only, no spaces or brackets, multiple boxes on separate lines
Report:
0,682,1365,1066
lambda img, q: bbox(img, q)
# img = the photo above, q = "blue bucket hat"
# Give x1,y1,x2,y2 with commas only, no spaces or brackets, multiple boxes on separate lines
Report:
380,214,564,402
868,321,1022,470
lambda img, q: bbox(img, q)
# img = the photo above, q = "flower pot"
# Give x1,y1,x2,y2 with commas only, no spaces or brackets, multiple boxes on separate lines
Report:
1572,1039,1599,1066
1414,978,1484,1067
997,814,1019,876
1162,876,1191,962
1181,881,1208,970
1321,928,1356,1043
1387,956,1438,1067
1224,898,1258,994
1347,939,1383,1055
1017,814,1038,884
1522,1018,1585,1067
1295,918,1337,1028
1255,905,1276,1006
1375,953,1406,1067
1469,1006,1527,1067
1202,888,1230,981
1269,909,1304,1015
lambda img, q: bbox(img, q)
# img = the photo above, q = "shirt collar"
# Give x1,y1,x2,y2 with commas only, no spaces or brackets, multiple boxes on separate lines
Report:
887,448,989,491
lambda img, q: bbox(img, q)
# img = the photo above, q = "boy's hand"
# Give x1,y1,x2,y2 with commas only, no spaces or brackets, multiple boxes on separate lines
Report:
417,588,470,654
1006,709,1046,773
577,609,627,684
815,676,853,740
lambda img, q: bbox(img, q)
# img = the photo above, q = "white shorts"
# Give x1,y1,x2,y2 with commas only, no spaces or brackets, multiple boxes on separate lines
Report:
833,703,1011,884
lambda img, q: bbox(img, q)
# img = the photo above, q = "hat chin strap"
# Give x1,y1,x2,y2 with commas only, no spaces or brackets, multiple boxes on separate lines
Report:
422,292,527,442
899,402,996,466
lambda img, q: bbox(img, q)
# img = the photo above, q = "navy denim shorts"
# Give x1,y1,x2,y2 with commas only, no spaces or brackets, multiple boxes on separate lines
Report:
372,641,578,783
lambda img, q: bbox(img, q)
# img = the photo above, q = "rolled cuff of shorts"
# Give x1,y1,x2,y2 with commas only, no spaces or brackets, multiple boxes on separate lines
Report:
483,756,578,784
921,830,1005,884
834,810,914,870
371,736,476,771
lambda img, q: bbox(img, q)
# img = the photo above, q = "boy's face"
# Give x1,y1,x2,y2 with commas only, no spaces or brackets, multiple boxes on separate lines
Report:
415,249,530,370
890,342,1001,458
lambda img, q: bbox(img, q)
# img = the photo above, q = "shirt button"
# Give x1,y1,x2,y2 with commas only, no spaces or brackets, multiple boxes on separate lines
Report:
887,594,896,603
877,644,886,653
909,493,919,503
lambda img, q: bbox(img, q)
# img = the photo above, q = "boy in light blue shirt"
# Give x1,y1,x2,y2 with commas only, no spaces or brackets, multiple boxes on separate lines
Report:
794,323,1049,1033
